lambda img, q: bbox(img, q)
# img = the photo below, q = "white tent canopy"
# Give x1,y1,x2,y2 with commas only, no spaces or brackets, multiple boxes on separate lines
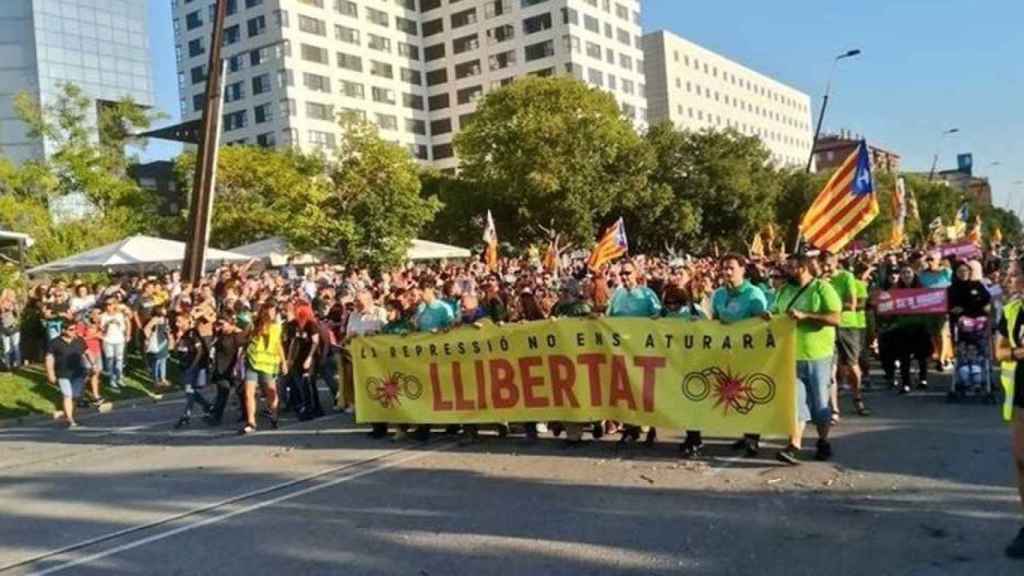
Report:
27,235,249,275
406,239,471,261
230,237,319,267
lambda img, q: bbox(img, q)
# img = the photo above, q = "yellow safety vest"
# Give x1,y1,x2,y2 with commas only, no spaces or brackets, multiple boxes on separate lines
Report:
1000,299,1021,422
247,322,283,375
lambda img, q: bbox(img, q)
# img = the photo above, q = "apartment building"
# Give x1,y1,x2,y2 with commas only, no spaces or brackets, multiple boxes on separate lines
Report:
172,0,647,167
0,0,155,164
643,30,812,168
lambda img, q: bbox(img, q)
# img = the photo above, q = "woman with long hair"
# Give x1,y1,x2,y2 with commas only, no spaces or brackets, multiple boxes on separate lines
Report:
241,302,287,434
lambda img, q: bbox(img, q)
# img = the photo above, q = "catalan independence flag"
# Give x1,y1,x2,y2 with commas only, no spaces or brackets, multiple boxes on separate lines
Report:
800,141,879,253
587,218,628,270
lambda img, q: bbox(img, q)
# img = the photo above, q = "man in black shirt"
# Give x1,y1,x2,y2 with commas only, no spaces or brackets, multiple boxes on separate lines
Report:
46,322,87,428
206,315,249,426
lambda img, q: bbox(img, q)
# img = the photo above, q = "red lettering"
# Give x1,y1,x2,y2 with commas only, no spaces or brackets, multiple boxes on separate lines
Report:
451,362,474,411
577,353,607,406
548,355,579,408
430,363,452,411
634,356,666,412
519,356,548,408
608,355,637,410
490,358,519,409
474,360,487,410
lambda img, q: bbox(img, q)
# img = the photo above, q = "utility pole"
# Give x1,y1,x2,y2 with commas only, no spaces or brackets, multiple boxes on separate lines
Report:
181,0,228,283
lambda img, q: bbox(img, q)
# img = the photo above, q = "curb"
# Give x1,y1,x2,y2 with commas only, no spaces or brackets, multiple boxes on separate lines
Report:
0,389,187,430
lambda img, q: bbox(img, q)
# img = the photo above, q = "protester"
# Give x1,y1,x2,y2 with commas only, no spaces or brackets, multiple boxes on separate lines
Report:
0,289,21,370
45,319,88,428
994,258,1024,560
241,302,286,434
821,252,870,418
99,297,130,391
143,306,173,389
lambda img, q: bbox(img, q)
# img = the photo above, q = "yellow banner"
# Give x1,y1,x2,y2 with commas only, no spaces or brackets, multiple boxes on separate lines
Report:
352,317,798,438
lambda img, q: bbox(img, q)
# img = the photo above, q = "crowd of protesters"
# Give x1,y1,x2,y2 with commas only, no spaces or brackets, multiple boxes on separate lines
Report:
2,242,1023,557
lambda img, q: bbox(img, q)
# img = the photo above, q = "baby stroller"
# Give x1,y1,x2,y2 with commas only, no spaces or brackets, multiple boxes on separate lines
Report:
947,315,996,403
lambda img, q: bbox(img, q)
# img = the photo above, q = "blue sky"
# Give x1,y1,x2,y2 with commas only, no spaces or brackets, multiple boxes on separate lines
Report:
145,0,1023,214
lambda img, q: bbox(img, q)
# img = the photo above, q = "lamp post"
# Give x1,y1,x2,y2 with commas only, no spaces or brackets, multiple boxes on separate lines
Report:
927,128,960,181
805,49,861,174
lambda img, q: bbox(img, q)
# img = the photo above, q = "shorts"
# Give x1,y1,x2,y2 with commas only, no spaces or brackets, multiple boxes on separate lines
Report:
58,377,85,399
245,367,277,387
796,357,832,426
835,329,863,366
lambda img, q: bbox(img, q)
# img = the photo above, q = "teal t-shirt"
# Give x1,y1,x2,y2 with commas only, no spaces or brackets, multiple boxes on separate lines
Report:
773,279,842,361
608,286,662,318
710,280,768,323
919,268,952,289
415,300,455,331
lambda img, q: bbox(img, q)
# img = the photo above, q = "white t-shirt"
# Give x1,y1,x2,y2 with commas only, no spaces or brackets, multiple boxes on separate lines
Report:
345,306,388,337
100,312,128,344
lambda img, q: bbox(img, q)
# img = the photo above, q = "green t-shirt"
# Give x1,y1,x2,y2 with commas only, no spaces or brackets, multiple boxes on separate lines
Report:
774,279,842,361
830,270,858,329
852,279,868,329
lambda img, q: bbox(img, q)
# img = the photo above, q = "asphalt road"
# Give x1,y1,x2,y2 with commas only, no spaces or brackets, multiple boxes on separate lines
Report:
0,370,1020,576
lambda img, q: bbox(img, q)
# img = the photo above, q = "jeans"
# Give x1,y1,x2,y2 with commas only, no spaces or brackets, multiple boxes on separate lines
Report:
102,341,125,387
147,353,167,384
797,357,833,427
1,332,20,369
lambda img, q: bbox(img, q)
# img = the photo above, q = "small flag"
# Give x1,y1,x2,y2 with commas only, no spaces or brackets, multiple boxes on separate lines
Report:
587,218,628,270
994,227,1004,245
543,235,559,273
967,215,982,246
800,141,880,253
951,205,969,239
750,231,765,258
483,210,498,272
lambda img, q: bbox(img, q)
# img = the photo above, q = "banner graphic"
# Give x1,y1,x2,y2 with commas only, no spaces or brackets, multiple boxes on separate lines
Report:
873,289,948,316
352,317,797,438
938,241,982,261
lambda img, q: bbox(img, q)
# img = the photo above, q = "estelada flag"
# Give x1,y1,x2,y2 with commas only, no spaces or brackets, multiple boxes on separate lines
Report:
483,210,498,272
543,236,559,273
800,141,879,253
587,218,628,270
749,231,765,258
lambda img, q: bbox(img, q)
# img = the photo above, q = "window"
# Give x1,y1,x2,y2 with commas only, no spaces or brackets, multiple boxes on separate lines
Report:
454,59,481,79
431,118,452,135
367,7,390,27
561,7,578,24
247,15,267,37
459,112,477,128
186,10,203,30
621,78,633,94
272,9,289,27
402,92,424,109
224,25,241,45
192,93,206,111
605,47,615,64
562,35,580,54
454,34,479,54
400,68,422,85
372,86,396,104
457,85,482,104
619,53,632,71
428,93,450,110
487,24,514,44
523,13,552,35
227,54,245,73
223,110,248,131
405,118,426,135
298,15,326,36
376,113,398,131
587,68,603,87
276,69,294,88
396,16,418,35
298,0,324,7
308,130,336,148
257,132,276,148
420,0,442,11
341,80,364,99
425,43,446,61
397,0,416,11
281,128,298,146
303,72,331,92
188,38,205,57
190,65,206,84
398,42,420,60
300,43,329,64
246,0,264,8
616,28,630,45
252,73,271,94
451,8,477,28
488,49,515,71
334,0,357,17
432,143,453,160
615,3,628,19
306,101,335,121
422,18,443,37
524,39,554,61
485,0,512,19
337,52,363,72
426,68,448,86
254,102,274,123
368,34,392,52
583,14,599,33
585,41,601,59
371,61,394,78
521,0,549,7
335,24,360,44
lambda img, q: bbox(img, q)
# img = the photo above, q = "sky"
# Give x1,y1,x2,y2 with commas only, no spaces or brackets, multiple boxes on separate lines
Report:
144,0,1023,214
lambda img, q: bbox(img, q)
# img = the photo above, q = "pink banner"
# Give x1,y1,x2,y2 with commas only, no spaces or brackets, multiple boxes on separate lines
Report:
873,289,948,316
938,241,982,261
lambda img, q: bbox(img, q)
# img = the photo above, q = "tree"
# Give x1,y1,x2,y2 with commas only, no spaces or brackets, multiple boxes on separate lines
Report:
454,76,650,247
418,170,488,250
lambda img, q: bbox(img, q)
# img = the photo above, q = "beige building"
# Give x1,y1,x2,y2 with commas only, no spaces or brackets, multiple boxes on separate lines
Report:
642,30,813,168
172,0,647,168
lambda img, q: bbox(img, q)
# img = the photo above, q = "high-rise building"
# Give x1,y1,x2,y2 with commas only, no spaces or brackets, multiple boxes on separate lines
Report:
0,0,156,164
171,0,647,167
643,30,813,168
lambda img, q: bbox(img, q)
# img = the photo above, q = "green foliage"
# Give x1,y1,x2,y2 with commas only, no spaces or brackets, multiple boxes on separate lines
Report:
454,76,649,247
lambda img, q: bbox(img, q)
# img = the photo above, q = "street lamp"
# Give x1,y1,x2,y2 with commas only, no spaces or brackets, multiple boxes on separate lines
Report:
805,49,861,173
927,128,960,180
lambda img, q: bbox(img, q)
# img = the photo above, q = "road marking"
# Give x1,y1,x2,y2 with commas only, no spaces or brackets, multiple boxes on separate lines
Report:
3,442,450,576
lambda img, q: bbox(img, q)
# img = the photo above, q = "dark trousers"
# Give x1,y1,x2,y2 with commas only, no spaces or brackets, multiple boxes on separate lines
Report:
209,375,240,423
880,325,932,386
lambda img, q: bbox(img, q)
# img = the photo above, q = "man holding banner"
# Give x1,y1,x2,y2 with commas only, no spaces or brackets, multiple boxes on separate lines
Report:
774,250,842,465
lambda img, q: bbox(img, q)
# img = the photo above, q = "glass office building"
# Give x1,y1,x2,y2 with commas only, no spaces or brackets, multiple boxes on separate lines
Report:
0,0,155,163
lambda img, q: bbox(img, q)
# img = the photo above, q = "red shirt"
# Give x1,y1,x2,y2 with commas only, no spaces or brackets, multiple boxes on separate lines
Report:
75,323,102,357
